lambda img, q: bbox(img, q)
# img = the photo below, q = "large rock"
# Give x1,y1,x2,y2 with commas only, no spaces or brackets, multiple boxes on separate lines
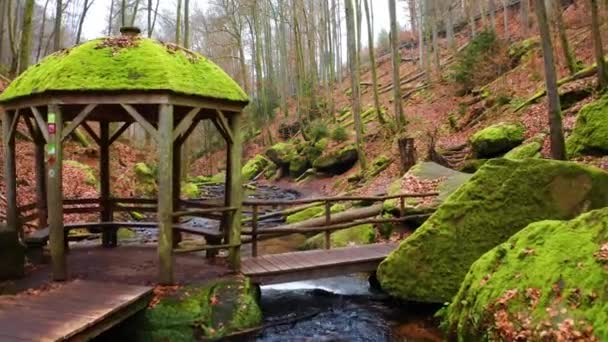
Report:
470,123,525,158
265,142,297,168
567,95,608,156
133,278,261,341
313,146,359,175
242,154,269,181
377,158,608,303
444,208,608,341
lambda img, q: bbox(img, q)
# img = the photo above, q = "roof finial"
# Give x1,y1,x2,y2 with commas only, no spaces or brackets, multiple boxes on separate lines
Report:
120,27,141,37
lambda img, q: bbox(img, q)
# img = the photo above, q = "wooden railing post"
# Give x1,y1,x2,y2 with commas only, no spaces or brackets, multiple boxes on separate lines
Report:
252,204,258,257
324,201,331,249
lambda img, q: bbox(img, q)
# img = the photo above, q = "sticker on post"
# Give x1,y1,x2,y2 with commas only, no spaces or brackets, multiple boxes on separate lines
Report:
48,113,56,124
47,143,56,155
48,123,56,135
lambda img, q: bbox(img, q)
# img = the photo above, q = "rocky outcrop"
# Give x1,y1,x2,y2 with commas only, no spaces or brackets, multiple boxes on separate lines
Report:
313,146,359,175
444,208,608,341
242,155,269,181
377,158,608,303
134,278,261,340
470,123,525,158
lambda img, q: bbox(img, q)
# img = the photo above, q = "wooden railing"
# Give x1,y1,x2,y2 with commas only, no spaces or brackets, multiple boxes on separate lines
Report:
242,192,438,258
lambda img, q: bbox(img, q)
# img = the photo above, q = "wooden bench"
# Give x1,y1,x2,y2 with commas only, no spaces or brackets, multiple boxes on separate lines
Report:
24,221,224,261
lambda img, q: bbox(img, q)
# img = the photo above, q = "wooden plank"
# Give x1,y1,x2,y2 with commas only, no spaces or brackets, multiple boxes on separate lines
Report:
47,104,66,280
157,103,174,284
108,122,132,145
80,121,101,145
215,110,234,144
121,104,159,142
30,106,49,142
225,113,243,269
61,104,97,141
172,107,200,141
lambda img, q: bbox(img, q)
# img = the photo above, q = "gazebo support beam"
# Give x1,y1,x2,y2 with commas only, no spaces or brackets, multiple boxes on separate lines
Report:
172,135,182,248
157,104,174,284
2,110,18,231
47,105,66,281
100,122,114,247
225,113,243,270
60,104,97,142
24,115,48,228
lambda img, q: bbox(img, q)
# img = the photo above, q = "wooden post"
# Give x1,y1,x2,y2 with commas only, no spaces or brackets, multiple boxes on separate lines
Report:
34,133,48,229
225,113,243,270
47,105,66,281
251,204,258,257
157,104,174,285
172,138,182,248
398,137,416,175
2,110,17,232
324,201,331,249
100,121,115,247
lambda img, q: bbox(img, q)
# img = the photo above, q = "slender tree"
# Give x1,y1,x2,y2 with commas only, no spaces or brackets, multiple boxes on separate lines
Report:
18,0,35,74
76,0,95,44
590,0,607,88
54,0,63,51
175,0,182,44
363,0,384,124
121,0,126,27
535,0,566,160
390,0,405,130
346,0,366,170
184,0,190,48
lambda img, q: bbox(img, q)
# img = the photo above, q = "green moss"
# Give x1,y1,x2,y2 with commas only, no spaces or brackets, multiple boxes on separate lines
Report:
64,160,97,186
314,138,329,150
0,37,248,103
444,208,608,341
377,158,608,303
242,155,269,181
265,142,297,167
366,155,392,178
300,224,376,250
470,123,525,158
181,182,200,199
567,95,608,156
459,159,489,173
289,156,310,178
134,162,155,179
134,162,157,196
286,206,325,224
508,36,540,64
504,141,542,160
117,228,136,240
136,277,261,341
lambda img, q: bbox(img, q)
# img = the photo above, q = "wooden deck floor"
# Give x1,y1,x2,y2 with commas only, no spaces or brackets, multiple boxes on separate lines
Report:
0,280,153,341
241,243,398,285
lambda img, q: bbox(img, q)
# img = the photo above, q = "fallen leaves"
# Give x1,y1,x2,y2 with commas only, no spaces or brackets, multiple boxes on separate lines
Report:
593,243,608,267
149,285,181,308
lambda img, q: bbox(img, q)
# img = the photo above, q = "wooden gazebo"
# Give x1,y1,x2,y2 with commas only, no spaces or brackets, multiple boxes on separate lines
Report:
0,28,248,284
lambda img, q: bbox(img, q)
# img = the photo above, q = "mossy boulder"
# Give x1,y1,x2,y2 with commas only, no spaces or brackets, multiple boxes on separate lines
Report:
192,172,225,186
459,159,489,174
134,162,157,195
242,155,269,181
134,278,261,341
313,146,359,175
117,228,137,240
444,208,608,341
265,142,297,168
285,206,325,224
508,36,540,66
366,155,393,178
65,160,97,186
0,36,248,103
504,141,542,160
470,123,525,158
377,158,608,303
300,224,376,250
181,182,200,199
567,95,608,156
289,156,310,178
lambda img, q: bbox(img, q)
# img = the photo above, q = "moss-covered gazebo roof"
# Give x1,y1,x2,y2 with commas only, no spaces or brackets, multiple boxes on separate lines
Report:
0,36,249,104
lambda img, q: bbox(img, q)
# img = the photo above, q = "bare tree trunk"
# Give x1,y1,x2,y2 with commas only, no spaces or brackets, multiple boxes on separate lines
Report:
18,0,34,74
468,0,477,37
175,0,182,44
364,0,384,124
502,0,508,39
431,0,440,73
446,4,456,53
108,0,115,35
0,0,6,62
521,0,530,35
554,3,577,75
408,0,417,33
590,0,607,88
488,0,496,30
76,0,93,44
390,0,405,130
36,0,51,61
54,0,62,51
121,0,126,27
346,0,366,170
535,0,566,160
183,0,190,48
130,0,141,26
147,0,151,37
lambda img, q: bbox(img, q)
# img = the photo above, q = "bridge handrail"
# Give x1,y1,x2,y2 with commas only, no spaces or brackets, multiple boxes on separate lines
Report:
242,192,438,206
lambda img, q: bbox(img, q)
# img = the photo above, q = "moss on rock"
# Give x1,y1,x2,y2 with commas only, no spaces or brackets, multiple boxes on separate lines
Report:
0,37,248,103
377,158,608,303
286,206,325,224
300,224,376,250
504,141,542,160
134,162,157,195
265,142,297,168
470,123,525,158
289,156,310,178
366,155,393,178
135,277,261,341
444,208,608,341
313,145,359,175
242,155,269,181
181,182,200,199
566,95,608,156
117,228,137,240
65,160,97,186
